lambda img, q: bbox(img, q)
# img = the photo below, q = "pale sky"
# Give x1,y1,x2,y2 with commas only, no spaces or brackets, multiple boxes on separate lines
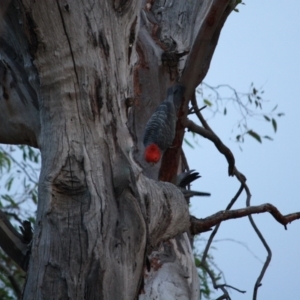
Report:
186,1,300,299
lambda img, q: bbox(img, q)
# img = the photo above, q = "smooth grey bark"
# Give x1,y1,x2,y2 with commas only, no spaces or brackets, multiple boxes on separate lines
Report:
0,0,235,299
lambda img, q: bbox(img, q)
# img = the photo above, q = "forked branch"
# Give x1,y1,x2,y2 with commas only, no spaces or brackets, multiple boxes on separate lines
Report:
190,203,300,235
186,92,300,299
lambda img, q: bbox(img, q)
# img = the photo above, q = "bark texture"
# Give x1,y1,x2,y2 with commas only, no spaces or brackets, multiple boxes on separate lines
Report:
0,0,235,299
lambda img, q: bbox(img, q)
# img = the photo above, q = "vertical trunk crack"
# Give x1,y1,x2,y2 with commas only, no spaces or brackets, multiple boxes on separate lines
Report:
56,0,79,84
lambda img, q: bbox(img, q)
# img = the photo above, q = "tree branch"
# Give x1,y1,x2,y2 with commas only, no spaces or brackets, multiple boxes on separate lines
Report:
159,0,235,182
137,175,190,248
0,2,40,147
0,210,30,271
201,184,244,262
187,94,278,298
0,262,22,299
186,118,236,176
180,0,234,98
240,179,271,300
187,92,280,298
190,203,300,235
201,261,246,300
197,185,244,298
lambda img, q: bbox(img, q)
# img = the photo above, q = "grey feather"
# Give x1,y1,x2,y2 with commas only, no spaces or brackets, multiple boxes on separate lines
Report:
176,169,201,187
143,84,185,151
177,170,211,198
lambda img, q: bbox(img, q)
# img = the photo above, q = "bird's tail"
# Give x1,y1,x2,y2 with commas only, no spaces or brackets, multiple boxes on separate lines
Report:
177,169,211,198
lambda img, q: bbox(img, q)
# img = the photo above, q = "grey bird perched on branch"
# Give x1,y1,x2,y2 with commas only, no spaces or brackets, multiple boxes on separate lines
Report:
176,169,211,198
143,84,185,164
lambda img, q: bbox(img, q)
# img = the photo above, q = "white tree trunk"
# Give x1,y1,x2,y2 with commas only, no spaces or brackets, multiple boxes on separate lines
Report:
0,0,235,298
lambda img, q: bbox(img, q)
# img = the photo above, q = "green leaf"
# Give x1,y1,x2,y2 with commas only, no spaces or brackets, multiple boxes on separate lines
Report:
263,135,273,141
5,177,14,192
184,138,194,149
247,130,262,143
272,104,278,112
223,107,227,115
28,216,36,224
253,87,257,95
1,194,17,207
31,190,38,204
248,95,252,104
277,113,285,117
272,118,277,132
203,99,212,107
194,257,201,268
263,115,270,121
0,152,11,172
236,135,244,143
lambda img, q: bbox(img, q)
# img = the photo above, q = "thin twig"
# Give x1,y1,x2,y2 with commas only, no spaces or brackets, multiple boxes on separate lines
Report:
201,262,231,300
188,105,207,115
4,212,23,225
242,181,272,300
200,82,274,137
201,184,244,262
186,118,236,176
217,283,246,294
191,93,215,133
0,263,22,299
213,238,264,264
0,146,38,184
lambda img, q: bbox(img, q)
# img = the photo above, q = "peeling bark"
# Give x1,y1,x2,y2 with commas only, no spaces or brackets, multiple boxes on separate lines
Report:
140,233,200,300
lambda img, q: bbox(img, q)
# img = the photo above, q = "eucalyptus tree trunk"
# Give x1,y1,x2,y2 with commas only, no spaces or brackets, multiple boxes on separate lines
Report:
0,0,235,299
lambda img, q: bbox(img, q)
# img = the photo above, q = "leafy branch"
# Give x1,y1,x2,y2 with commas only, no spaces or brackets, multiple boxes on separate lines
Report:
193,82,284,147
0,145,40,299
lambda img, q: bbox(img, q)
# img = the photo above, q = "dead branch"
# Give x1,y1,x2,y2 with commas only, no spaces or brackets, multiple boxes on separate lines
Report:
200,260,246,300
190,203,300,235
201,262,230,300
0,210,30,271
190,92,252,183
197,185,244,298
188,92,276,298
201,184,244,262
186,118,236,176
241,179,271,300
190,93,214,133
